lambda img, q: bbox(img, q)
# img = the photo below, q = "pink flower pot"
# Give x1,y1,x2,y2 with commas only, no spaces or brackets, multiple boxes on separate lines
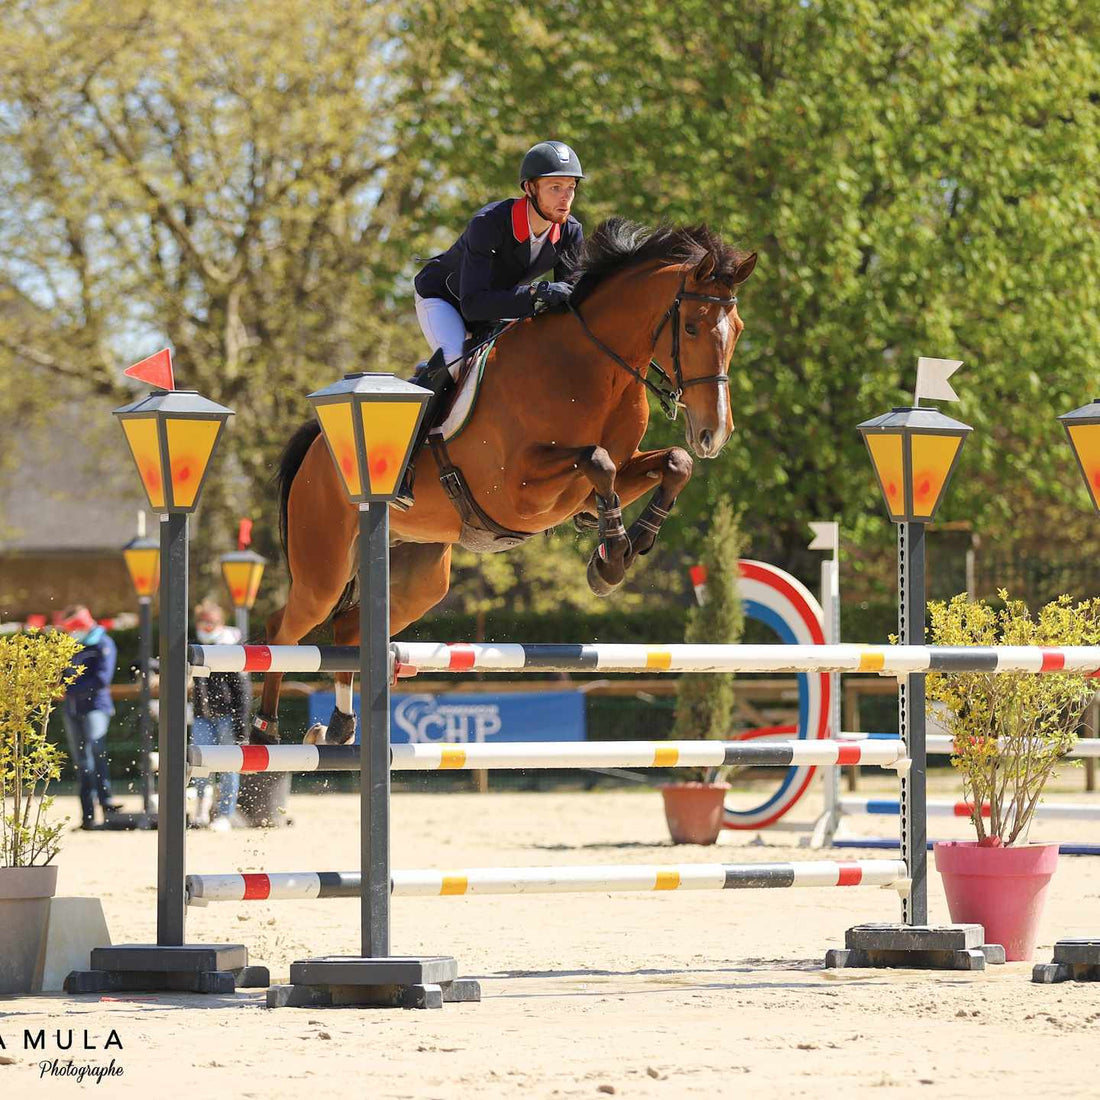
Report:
933,841,1059,961
660,782,730,845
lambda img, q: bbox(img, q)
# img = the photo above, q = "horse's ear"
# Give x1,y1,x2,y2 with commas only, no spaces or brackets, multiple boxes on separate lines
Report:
731,252,758,286
693,253,716,282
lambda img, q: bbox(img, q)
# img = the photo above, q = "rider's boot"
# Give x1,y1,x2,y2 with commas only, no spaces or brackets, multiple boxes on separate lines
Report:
392,348,457,512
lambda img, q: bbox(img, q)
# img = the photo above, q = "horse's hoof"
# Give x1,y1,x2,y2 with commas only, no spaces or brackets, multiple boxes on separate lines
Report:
303,723,326,746
249,715,280,745
324,708,357,746
573,511,599,532
586,553,621,597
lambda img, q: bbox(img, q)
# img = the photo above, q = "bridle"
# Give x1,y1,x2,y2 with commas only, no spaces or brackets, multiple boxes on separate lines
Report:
567,273,738,421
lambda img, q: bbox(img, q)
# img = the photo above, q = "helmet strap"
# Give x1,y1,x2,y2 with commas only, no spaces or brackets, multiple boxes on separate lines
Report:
524,180,553,224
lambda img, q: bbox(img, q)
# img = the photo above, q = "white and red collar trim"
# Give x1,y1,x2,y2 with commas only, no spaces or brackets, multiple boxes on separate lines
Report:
511,197,562,245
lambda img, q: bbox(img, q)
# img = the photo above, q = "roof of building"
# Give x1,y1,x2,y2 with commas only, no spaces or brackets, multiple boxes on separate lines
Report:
0,396,154,553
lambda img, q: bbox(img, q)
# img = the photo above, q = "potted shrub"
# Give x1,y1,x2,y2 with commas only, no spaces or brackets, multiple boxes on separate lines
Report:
663,501,744,844
0,628,77,993
926,591,1100,961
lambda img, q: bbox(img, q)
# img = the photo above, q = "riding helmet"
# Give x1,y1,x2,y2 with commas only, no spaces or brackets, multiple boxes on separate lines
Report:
519,141,585,185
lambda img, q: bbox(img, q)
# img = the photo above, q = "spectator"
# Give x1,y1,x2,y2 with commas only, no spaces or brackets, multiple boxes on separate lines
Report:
58,605,122,829
191,600,249,830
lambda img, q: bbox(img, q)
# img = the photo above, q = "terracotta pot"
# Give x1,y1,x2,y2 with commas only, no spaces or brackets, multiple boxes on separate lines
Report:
934,841,1059,961
0,865,59,994
660,782,730,845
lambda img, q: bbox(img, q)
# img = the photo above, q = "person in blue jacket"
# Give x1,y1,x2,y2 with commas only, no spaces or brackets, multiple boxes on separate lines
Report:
396,140,586,509
58,605,122,828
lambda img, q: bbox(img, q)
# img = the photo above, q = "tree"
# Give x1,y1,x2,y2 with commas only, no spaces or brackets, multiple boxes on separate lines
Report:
672,500,744,756
417,0,1100,586
0,0,458,592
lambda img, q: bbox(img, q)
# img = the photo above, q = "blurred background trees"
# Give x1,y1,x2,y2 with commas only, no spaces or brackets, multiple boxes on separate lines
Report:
2,0,1097,626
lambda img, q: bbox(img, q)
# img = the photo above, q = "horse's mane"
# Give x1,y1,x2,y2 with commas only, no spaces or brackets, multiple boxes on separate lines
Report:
562,217,750,306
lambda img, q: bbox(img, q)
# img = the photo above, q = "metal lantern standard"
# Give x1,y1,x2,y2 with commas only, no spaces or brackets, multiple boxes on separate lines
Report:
115,389,232,514
287,370,438,1005
1037,401,1100,984
858,406,972,524
67,361,262,997
857,397,972,929
123,531,160,824
220,549,267,637
309,372,431,504
115,388,233,944
123,534,160,599
1059,399,1100,513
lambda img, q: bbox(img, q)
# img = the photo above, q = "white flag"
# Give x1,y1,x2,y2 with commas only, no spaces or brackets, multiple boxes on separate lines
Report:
807,522,838,552
915,357,963,404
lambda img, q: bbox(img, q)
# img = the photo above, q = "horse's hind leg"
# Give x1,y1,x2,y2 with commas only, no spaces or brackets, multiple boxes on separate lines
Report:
577,446,630,597
253,581,348,744
303,542,454,745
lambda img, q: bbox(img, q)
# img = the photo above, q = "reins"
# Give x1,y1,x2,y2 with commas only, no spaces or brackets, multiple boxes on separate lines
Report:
567,274,738,421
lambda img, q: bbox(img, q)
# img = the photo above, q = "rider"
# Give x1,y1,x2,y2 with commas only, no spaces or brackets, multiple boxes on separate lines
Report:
395,140,586,509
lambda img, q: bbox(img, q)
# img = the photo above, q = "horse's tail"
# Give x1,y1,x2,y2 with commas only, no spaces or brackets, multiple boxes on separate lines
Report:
275,420,322,576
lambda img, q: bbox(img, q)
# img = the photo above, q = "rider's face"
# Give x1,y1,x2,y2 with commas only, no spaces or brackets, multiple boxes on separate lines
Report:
530,176,577,223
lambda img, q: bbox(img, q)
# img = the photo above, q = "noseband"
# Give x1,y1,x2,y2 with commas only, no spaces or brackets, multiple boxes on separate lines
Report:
568,275,738,420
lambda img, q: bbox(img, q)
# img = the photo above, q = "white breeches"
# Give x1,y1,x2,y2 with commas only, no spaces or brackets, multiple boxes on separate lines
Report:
415,293,467,379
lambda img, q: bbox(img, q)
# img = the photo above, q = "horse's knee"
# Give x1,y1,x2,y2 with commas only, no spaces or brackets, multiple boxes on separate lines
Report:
579,445,618,498
664,447,693,491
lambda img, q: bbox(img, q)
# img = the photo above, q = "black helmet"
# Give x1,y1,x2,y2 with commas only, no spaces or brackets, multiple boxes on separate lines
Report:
519,141,584,185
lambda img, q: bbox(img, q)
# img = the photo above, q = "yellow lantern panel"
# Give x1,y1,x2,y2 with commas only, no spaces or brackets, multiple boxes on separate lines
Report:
123,547,160,598
121,418,166,509
358,401,423,497
865,433,906,520
222,561,264,608
165,418,222,508
910,433,962,519
1067,424,1100,509
316,401,362,497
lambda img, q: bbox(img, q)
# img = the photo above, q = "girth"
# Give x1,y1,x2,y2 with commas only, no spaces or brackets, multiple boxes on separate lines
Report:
428,431,534,551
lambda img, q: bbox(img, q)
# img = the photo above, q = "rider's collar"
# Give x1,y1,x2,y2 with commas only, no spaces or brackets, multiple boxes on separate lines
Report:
511,197,562,246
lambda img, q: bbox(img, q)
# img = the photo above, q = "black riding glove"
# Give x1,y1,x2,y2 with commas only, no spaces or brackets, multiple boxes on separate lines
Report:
532,280,573,311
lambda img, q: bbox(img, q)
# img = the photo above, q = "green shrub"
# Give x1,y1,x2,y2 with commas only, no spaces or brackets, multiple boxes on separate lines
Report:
0,630,78,866
926,591,1100,846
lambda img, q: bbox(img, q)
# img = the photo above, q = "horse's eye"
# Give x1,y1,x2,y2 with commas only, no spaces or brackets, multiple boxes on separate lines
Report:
685,322,698,337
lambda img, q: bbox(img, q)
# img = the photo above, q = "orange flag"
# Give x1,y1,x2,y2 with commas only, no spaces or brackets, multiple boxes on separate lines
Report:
124,348,174,390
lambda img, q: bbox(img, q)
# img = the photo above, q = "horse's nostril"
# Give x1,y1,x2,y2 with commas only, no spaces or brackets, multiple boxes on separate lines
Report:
699,429,713,451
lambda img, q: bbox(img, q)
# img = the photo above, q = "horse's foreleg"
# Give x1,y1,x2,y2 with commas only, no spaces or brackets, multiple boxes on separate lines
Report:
610,447,694,566
303,604,359,746
577,446,630,597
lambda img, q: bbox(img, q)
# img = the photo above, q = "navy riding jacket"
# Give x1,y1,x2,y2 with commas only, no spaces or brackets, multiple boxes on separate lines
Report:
414,197,584,325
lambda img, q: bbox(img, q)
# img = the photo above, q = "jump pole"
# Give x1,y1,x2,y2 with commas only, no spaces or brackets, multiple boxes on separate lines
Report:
186,860,910,903
187,738,911,774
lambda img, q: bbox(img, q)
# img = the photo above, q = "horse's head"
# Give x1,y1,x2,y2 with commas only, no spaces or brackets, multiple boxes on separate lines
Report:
657,249,757,460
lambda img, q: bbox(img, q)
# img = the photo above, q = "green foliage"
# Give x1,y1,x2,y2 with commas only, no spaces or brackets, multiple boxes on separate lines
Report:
0,0,447,590
671,503,744,776
0,630,78,866
926,591,1100,846
423,0,1100,576
3,0,1098,611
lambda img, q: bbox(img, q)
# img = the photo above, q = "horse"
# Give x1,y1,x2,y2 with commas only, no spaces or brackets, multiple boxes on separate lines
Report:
253,218,757,745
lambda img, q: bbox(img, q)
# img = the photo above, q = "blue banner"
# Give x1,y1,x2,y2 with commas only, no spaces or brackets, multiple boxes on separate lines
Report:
307,690,586,745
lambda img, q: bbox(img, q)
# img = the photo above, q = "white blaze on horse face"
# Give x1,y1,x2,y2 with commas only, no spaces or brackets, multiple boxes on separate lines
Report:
713,311,734,448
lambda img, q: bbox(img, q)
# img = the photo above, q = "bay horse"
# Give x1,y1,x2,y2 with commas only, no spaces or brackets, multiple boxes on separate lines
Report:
253,218,756,745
